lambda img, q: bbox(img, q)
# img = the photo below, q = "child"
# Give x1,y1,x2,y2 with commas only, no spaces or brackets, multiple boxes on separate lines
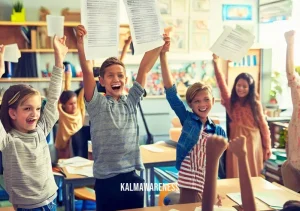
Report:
160,39,227,204
76,25,166,211
0,36,67,210
213,54,271,178
281,30,300,193
55,82,85,159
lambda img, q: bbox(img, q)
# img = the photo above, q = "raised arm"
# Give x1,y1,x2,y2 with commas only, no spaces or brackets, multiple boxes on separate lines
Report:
285,30,296,81
202,135,228,211
76,25,96,102
160,37,172,89
229,136,258,211
212,54,231,110
256,99,272,160
64,68,72,91
135,36,166,87
119,36,132,63
38,36,67,135
160,36,189,123
0,45,5,78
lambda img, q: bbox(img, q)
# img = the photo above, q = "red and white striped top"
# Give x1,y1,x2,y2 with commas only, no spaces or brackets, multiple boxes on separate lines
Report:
177,129,209,193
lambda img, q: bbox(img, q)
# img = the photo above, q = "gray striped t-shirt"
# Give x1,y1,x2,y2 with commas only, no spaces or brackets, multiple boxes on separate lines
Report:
0,66,62,207
85,81,145,179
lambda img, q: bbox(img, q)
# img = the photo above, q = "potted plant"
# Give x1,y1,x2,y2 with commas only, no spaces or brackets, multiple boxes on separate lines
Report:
11,1,26,22
269,71,282,104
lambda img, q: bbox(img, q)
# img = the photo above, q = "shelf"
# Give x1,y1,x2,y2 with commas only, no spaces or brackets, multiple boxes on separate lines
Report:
0,77,85,82
0,21,129,28
20,49,78,53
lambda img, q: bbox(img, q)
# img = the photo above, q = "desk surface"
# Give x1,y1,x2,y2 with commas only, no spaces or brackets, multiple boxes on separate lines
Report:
122,177,300,211
140,142,176,165
64,143,176,179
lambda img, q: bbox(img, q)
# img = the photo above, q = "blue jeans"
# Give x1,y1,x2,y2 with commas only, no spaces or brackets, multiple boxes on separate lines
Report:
16,201,56,211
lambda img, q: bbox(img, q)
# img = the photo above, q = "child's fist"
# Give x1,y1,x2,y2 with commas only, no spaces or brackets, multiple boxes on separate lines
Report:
206,135,228,160
161,34,170,53
285,30,295,44
53,35,68,68
76,25,87,45
228,136,247,158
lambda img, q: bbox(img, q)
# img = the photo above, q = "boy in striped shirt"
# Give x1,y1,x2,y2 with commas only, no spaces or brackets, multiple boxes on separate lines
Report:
160,39,226,203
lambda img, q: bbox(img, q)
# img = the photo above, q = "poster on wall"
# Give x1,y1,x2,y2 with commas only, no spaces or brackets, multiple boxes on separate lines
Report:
222,4,252,21
157,0,171,15
192,0,210,11
259,0,292,23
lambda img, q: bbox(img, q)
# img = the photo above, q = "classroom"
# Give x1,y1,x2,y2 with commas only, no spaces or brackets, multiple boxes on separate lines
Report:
0,0,299,210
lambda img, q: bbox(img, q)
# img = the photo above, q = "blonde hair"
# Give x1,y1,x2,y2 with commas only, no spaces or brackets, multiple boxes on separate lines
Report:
0,84,40,132
185,82,213,104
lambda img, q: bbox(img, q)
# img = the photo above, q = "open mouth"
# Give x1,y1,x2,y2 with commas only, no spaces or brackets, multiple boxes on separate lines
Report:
199,108,207,112
26,118,36,125
111,84,121,90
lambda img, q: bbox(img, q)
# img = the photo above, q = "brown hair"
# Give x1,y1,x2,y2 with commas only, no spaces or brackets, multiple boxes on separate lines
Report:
98,57,126,78
59,90,77,105
0,84,40,132
186,82,213,104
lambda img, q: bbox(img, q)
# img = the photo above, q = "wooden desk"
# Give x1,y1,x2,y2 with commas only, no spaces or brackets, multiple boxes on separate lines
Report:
140,142,176,207
60,165,95,211
122,177,300,211
0,208,14,211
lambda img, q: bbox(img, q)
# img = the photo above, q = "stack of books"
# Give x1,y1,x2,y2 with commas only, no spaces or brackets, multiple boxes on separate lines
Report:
263,149,286,184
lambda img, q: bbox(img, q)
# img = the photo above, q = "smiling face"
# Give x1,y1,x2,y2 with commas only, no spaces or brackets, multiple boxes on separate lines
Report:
189,90,214,123
9,94,41,133
235,79,250,98
99,64,127,100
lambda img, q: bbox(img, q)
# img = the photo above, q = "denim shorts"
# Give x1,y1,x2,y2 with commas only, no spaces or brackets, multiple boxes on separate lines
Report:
16,201,56,211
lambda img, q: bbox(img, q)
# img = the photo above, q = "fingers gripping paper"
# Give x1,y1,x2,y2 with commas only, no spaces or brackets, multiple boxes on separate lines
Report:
123,0,164,55
210,25,255,62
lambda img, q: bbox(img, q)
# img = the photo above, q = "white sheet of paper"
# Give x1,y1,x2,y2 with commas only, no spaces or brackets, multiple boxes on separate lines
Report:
254,192,284,208
46,15,64,38
123,0,164,55
4,44,21,63
58,156,93,167
141,145,164,153
227,192,265,209
210,25,255,62
194,206,236,211
81,0,120,60
65,166,93,177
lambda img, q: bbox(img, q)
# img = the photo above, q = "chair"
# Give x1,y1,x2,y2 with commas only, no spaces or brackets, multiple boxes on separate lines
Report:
158,183,179,206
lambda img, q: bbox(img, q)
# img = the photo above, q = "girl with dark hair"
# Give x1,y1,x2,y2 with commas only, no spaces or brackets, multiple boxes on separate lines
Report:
213,54,271,178
55,68,85,159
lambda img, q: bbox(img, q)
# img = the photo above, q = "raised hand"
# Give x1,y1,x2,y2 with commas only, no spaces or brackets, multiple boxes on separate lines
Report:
0,45,5,77
53,35,68,68
125,35,132,46
206,135,228,161
285,30,295,44
76,25,87,46
212,53,219,63
228,136,247,158
161,33,171,53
